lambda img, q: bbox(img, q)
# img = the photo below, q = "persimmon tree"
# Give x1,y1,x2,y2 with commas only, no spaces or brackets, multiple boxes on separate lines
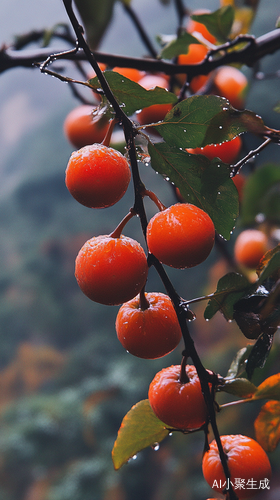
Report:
1,1,280,499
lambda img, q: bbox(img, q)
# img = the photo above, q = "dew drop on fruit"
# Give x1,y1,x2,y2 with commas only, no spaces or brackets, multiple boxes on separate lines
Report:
152,443,160,451
168,432,173,437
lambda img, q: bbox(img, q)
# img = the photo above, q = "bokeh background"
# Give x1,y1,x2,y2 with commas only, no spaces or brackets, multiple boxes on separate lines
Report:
0,1,279,499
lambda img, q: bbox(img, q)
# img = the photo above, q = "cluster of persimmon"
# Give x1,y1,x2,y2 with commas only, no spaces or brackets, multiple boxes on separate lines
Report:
65,138,271,498
63,10,272,498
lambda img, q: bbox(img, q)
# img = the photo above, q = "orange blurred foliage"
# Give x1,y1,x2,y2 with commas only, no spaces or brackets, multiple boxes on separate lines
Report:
0,342,65,409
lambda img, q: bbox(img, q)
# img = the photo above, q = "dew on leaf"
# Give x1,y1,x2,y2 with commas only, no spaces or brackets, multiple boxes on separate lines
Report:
152,443,160,451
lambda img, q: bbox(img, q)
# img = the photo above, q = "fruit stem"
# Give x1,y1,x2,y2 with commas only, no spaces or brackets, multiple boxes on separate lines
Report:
143,189,167,211
110,208,136,239
102,117,117,147
139,287,150,311
179,354,190,384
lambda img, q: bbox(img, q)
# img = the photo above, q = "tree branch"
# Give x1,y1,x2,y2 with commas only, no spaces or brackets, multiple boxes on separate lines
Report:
1,28,280,76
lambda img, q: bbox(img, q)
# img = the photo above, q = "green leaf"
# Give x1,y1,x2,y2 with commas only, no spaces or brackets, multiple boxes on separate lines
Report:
74,0,116,49
219,377,257,398
159,32,201,59
89,71,178,117
225,346,253,379
203,109,265,146
191,6,235,43
240,164,280,225
112,400,170,470
148,142,238,239
154,96,260,149
204,272,252,320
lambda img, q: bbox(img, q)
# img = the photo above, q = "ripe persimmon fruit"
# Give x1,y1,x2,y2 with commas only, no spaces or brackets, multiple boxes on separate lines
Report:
137,74,172,126
202,434,272,499
63,105,110,149
112,67,145,83
187,135,242,164
148,364,210,430
186,9,217,45
146,203,215,269
65,144,131,209
232,173,246,202
75,234,148,306
213,66,248,109
177,44,209,92
115,292,182,359
234,229,269,269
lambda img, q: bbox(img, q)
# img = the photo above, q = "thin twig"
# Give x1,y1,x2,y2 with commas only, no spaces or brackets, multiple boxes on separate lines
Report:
122,3,158,58
231,138,272,176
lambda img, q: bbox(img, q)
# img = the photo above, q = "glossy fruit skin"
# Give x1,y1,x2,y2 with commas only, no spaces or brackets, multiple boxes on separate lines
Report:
232,173,246,202
112,67,145,83
202,434,272,499
137,74,172,125
146,203,215,269
148,364,209,430
116,292,182,359
186,9,217,45
234,229,269,269
63,105,110,149
213,66,248,109
65,144,131,209
187,136,242,164
177,44,209,91
75,235,148,306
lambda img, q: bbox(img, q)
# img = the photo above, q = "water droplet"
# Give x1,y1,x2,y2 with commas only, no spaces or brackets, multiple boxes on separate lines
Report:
255,213,265,223
219,125,223,129
217,191,221,195
228,319,233,323
168,432,173,437
205,318,210,322
152,443,160,451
